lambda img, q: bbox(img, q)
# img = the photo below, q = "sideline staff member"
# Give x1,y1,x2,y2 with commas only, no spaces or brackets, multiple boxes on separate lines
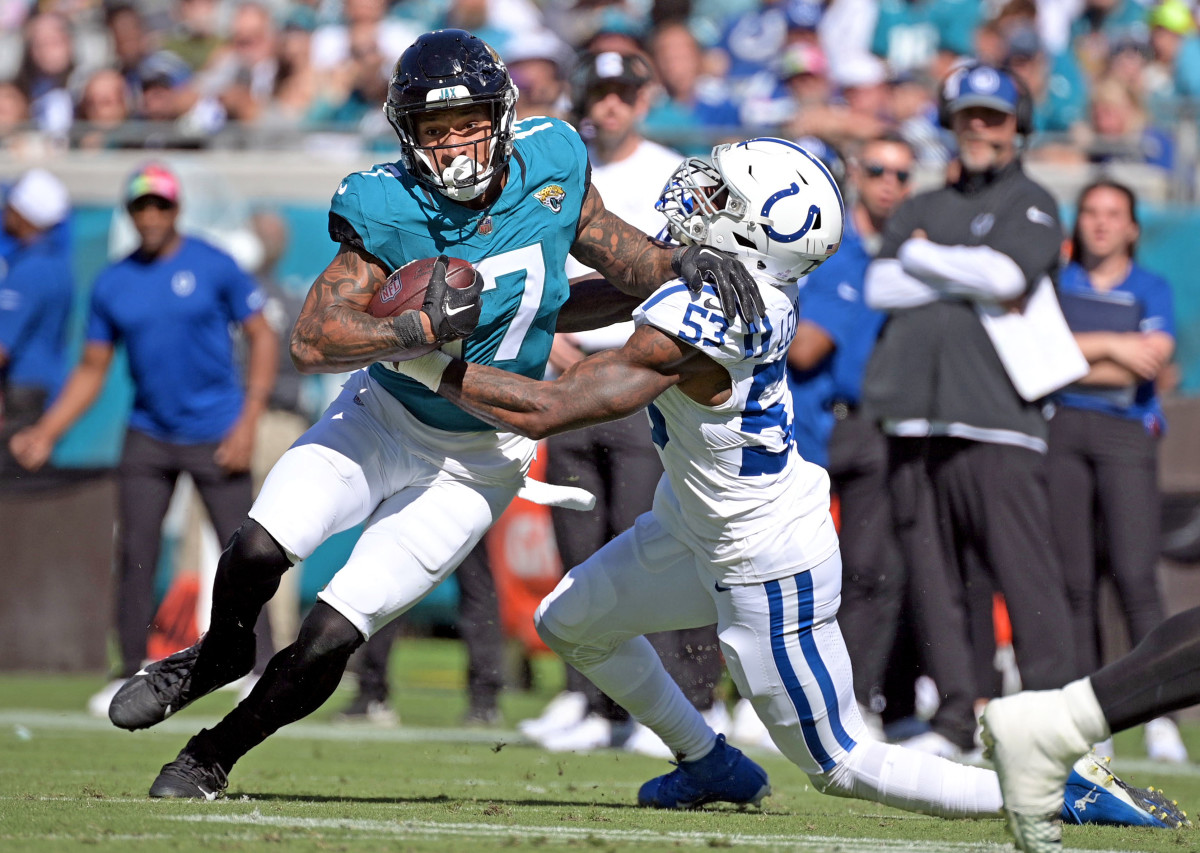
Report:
861,64,1075,757
11,163,278,704
0,169,73,477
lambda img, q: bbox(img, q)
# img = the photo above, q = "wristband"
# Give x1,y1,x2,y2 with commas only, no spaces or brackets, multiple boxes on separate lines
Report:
397,350,453,391
393,311,428,351
670,245,687,276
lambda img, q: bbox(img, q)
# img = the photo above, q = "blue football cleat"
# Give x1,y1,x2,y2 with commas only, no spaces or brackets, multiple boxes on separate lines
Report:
638,734,771,810
1061,754,1190,828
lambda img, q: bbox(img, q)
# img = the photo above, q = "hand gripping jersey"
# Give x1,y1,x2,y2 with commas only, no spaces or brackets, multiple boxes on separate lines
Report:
634,275,839,584
329,116,589,431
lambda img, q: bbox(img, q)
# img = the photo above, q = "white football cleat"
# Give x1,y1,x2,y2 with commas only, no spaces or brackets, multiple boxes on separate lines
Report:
540,713,627,753
1144,717,1189,764
898,730,965,760
518,690,588,742
701,701,733,737
980,690,1093,853
624,722,674,759
729,698,782,754
86,679,126,719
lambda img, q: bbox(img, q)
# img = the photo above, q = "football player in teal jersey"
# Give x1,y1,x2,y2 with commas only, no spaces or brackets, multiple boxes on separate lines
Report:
105,28,764,800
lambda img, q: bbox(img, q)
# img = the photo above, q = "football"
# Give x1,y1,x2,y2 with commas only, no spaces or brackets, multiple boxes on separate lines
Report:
367,256,478,361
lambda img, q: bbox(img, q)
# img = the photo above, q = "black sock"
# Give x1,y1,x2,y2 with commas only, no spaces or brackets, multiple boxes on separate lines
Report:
191,521,291,695
188,603,363,772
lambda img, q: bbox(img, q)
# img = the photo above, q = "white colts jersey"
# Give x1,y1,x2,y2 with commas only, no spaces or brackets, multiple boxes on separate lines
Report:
633,275,838,586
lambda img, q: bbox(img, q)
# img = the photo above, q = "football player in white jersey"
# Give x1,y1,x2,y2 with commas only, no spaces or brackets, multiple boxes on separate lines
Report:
387,137,1181,823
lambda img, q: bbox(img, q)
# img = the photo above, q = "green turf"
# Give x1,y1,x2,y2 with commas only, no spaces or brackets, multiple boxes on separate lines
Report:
2,639,1199,852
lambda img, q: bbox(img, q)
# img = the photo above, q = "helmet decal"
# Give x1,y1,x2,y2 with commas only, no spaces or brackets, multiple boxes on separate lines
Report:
760,183,820,243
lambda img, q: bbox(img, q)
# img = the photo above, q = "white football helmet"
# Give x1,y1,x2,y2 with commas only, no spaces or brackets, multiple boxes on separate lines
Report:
656,137,844,282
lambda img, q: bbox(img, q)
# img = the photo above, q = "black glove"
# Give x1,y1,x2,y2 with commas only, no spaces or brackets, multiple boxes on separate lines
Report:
672,245,765,325
423,254,485,342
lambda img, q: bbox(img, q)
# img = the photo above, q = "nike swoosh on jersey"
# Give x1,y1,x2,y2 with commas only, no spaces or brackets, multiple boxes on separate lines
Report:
337,182,348,195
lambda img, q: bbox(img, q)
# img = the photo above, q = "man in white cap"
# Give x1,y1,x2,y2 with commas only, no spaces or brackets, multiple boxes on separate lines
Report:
0,168,73,478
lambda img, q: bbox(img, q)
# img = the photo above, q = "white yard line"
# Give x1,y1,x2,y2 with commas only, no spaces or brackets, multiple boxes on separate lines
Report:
0,709,516,744
5,709,1200,781
165,812,1135,853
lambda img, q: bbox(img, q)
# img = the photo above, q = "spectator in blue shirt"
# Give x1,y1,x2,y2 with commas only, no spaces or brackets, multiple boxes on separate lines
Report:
1048,178,1186,763
0,168,73,478
787,132,915,725
10,163,278,713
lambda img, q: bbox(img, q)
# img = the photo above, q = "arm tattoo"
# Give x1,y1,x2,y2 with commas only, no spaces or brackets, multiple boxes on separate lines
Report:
291,245,423,373
437,327,695,439
571,185,676,299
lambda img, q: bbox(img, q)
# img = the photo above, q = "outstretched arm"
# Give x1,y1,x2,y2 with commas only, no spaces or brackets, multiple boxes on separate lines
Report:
290,244,437,374
400,324,723,440
556,276,643,333
571,184,764,323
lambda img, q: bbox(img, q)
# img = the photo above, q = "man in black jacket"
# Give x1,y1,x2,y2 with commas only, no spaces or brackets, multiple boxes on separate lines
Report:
861,64,1076,757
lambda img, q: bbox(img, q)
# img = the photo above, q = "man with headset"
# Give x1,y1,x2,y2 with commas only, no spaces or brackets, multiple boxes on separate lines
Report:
860,64,1077,758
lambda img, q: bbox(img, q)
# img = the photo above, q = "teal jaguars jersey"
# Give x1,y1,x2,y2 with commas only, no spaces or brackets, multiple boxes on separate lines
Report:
329,116,589,431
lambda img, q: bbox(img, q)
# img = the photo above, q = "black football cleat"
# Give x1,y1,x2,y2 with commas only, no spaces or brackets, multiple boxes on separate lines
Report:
109,635,253,730
149,745,229,800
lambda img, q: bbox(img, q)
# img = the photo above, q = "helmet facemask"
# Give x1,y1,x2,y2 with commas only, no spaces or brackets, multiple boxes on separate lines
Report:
387,91,517,202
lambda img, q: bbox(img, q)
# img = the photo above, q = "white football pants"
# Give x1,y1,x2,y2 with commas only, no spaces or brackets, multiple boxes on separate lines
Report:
250,370,533,638
536,511,1005,818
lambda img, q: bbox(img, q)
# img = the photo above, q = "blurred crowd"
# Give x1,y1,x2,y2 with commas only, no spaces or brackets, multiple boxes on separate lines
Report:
1,0,1199,173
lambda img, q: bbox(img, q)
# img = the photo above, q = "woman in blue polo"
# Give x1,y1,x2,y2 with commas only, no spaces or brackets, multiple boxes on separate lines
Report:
1049,178,1183,761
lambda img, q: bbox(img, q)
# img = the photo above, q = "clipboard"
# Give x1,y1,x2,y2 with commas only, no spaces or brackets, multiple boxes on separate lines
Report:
975,277,1090,402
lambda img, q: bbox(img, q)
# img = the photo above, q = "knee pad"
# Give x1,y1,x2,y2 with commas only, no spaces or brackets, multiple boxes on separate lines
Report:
292,602,365,666
224,519,293,582
534,604,618,671
535,566,619,647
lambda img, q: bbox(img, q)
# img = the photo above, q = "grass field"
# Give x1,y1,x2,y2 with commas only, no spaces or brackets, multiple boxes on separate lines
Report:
3,638,1200,853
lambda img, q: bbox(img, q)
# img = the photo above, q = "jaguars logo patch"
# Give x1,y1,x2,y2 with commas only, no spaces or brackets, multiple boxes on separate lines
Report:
535,184,566,213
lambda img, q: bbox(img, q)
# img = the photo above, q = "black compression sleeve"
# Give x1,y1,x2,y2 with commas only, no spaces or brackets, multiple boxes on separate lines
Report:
1090,605,1200,732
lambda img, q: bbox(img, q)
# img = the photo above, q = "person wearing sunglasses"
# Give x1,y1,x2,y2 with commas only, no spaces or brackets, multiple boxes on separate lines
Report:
10,162,279,718
786,132,916,739
860,63,1081,762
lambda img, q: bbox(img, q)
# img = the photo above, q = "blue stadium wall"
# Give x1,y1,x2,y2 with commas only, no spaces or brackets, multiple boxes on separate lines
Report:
54,200,1200,471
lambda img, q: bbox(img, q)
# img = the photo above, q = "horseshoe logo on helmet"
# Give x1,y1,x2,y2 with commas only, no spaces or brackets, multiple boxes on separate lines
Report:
760,183,819,243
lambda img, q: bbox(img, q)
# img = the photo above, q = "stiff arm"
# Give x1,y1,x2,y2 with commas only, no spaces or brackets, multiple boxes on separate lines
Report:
428,324,730,440
570,184,676,300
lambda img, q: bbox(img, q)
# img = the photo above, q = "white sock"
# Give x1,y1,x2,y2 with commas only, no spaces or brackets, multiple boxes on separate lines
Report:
825,739,1004,818
570,635,716,761
1063,678,1112,745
